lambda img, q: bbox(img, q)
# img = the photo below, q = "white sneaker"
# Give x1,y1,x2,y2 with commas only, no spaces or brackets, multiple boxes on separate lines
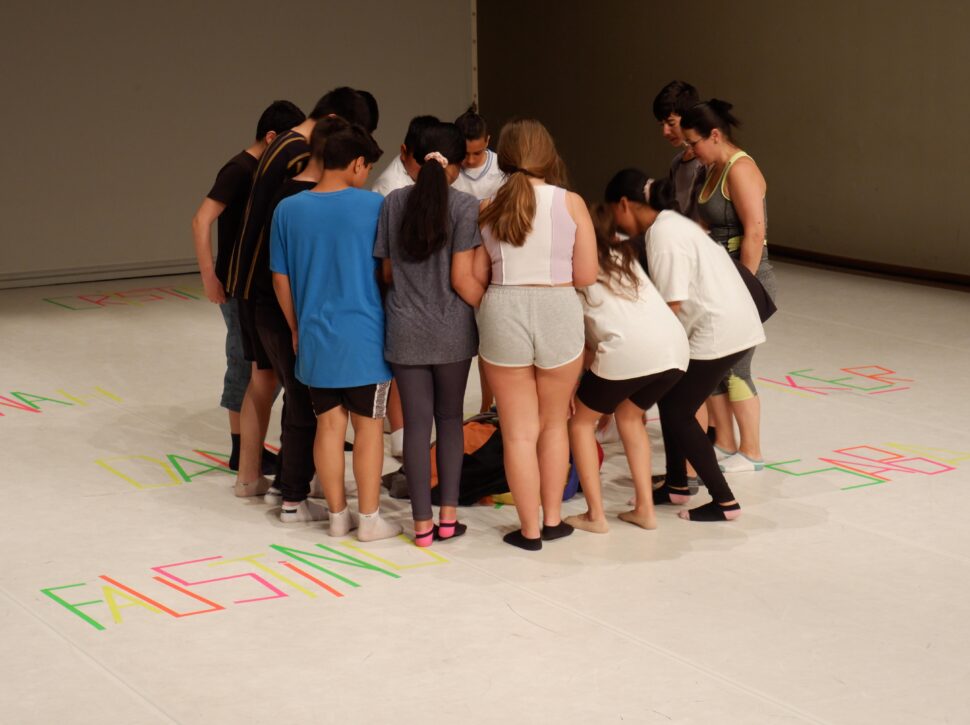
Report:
263,486,282,505
714,445,736,462
280,499,328,523
389,428,404,459
719,452,765,473
357,510,403,542
235,476,272,498
595,415,620,444
328,507,359,537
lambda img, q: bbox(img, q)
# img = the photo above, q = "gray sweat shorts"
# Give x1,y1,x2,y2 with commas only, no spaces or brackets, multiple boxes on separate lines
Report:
477,285,584,369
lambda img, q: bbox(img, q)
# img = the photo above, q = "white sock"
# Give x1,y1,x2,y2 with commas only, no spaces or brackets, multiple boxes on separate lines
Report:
328,506,358,537
357,509,402,542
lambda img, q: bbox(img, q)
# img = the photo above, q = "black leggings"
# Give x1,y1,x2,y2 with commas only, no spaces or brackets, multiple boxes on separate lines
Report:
392,359,472,521
658,350,749,504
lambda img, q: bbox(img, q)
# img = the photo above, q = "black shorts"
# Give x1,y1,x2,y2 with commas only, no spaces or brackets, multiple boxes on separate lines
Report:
237,298,273,370
576,368,683,415
309,381,391,418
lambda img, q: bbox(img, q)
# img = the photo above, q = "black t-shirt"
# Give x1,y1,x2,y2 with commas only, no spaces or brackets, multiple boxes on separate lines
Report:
226,129,310,302
206,150,258,286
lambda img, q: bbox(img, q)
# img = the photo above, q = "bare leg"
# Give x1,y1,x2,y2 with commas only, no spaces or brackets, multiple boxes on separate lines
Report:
615,400,656,530
483,362,541,539
731,396,763,460
708,393,737,453
536,356,583,528
237,365,278,483
228,410,241,435
350,413,386,514
315,406,348,513
565,401,609,533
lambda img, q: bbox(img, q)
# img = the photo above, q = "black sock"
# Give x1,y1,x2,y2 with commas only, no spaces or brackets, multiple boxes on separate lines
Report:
541,521,574,541
503,530,542,551
685,501,741,522
260,448,278,475
344,441,354,452
435,521,467,540
653,483,691,505
228,434,241,471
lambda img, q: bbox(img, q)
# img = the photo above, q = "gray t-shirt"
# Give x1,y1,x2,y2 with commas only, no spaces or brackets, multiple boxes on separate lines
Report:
669,150,706,223
374,186,481,365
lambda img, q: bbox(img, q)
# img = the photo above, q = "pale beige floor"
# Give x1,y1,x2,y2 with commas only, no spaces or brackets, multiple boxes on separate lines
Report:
0,263,968,724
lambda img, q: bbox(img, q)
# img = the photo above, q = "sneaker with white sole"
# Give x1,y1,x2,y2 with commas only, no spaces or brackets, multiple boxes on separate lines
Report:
719,452,765,472
328,507,359,537
714,445,736,462
263,486,282,505
280,499,328,523
235,476,273,498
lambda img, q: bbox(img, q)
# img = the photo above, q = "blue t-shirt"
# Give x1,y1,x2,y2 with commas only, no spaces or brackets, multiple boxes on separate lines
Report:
270,188,392,388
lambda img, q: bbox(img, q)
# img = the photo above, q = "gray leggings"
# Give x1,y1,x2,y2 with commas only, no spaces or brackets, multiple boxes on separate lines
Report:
391,359,472,521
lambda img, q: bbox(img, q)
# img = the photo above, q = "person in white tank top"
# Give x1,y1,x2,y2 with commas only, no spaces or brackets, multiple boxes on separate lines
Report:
472,119,598,551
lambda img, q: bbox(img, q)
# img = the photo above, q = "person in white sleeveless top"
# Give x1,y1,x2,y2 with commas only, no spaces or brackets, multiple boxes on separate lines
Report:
473,119,597,550
566,204,689,534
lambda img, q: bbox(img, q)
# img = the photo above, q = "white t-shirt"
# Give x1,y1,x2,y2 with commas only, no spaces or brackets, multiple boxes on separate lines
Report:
646,210,765,360
370,155,413,197
582,253,690,380
452,149,505,200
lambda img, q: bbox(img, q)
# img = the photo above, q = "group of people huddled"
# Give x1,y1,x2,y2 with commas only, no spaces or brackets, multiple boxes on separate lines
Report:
192,81,776,551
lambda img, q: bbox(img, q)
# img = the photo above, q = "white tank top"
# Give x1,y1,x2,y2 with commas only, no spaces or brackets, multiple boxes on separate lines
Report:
481,185,576,285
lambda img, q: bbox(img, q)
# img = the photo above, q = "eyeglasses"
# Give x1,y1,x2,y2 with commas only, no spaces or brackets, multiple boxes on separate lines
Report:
683,137,704,148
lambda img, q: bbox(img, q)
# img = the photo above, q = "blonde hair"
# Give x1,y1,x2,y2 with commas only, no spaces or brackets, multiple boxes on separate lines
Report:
479,119,568,247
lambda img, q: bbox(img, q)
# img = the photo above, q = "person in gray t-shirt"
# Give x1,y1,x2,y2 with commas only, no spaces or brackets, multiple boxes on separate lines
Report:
653,80,706,222
373,122,487,548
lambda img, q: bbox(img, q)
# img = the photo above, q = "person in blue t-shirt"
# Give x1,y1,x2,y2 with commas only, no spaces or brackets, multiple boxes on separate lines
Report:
270,116,402,542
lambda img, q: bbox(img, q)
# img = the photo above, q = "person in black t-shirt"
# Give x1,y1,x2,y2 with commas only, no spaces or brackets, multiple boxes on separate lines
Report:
191,100,306,476
227,87,380,511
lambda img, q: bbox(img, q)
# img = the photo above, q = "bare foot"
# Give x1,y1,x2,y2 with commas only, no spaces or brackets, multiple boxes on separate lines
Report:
564,512,609,534
618,509,657,530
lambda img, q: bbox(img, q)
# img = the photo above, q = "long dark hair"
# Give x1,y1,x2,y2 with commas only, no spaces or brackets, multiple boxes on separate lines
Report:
400,122,467,261
604,168,676,212
586,202,641,301
680,99,741,143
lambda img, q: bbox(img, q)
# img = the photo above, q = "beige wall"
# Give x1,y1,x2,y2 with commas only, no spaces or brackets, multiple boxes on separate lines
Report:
477,0,970,277
0,1,473,288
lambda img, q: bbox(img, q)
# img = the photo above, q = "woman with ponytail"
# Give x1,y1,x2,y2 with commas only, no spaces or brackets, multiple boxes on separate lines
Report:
374,122,486,547
606,170,765,521
680,99,778,474
473,119,598,550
